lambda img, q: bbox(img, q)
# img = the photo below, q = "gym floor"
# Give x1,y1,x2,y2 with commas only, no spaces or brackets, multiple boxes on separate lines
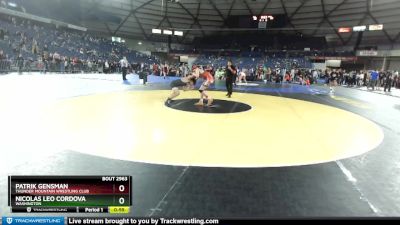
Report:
0,73,399,217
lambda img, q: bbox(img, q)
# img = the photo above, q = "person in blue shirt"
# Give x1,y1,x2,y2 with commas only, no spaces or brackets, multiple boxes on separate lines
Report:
369,70,379,91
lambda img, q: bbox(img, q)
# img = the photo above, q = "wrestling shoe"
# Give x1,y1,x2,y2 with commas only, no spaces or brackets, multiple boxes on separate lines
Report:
207,98,214,106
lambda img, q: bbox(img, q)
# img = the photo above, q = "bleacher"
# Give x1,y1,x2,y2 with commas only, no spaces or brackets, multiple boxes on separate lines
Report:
0,15,159,65
194,51,312,70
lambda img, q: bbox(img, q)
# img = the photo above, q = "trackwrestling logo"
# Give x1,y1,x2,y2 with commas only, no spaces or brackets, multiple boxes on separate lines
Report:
2,217,65,225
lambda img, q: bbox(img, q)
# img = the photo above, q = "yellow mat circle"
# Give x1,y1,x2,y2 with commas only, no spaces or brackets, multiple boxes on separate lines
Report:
40,90,383,167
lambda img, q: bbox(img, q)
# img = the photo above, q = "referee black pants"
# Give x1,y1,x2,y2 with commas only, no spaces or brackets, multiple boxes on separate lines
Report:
122,67,127,80
226,78,233,96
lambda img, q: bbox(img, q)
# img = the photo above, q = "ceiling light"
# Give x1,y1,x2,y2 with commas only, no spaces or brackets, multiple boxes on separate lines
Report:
152,29,162,34
174,31,183,36
8,2,17,7
163,30,173,35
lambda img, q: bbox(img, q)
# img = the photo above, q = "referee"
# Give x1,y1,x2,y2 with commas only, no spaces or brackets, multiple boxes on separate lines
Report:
225,60,237,98
120,56,128,81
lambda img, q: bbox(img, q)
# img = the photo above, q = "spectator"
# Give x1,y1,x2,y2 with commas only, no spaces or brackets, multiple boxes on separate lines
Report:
384,72,393,92
0,50,5,60
104,60,109,74
87,59,92,73
60,56,65,73
16,53,24,74
369,70,379,91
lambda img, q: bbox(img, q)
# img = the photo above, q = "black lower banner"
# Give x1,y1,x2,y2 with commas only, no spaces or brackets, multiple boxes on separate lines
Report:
12,207,109,213
66,217,400,225
68,218,219,225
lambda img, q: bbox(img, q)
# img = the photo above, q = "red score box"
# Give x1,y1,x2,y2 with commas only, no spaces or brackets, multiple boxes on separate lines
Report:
338,27,351,33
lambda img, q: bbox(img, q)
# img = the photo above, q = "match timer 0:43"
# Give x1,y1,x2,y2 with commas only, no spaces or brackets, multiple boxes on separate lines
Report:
8,176,132,214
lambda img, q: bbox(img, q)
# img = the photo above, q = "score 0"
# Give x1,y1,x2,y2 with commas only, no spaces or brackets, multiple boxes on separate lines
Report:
118,196,125,205
115,183,129,206
118,184,125,192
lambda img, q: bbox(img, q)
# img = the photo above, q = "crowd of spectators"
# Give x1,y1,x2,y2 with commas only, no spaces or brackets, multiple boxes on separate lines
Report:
194,51,311,80
0,15,160,74
193,51,314,84
213,66,322,85
322,69,400,92
150,62,190,77
194,57,400,91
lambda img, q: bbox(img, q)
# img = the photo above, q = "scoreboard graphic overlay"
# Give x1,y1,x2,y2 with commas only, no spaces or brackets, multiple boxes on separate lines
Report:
8,176,132,213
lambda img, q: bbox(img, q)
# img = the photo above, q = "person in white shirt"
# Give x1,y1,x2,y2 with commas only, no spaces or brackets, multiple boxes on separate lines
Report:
356,72,362,86
104,60,110,74
238,69,247,84
119,56,128,80
312,70,318,79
